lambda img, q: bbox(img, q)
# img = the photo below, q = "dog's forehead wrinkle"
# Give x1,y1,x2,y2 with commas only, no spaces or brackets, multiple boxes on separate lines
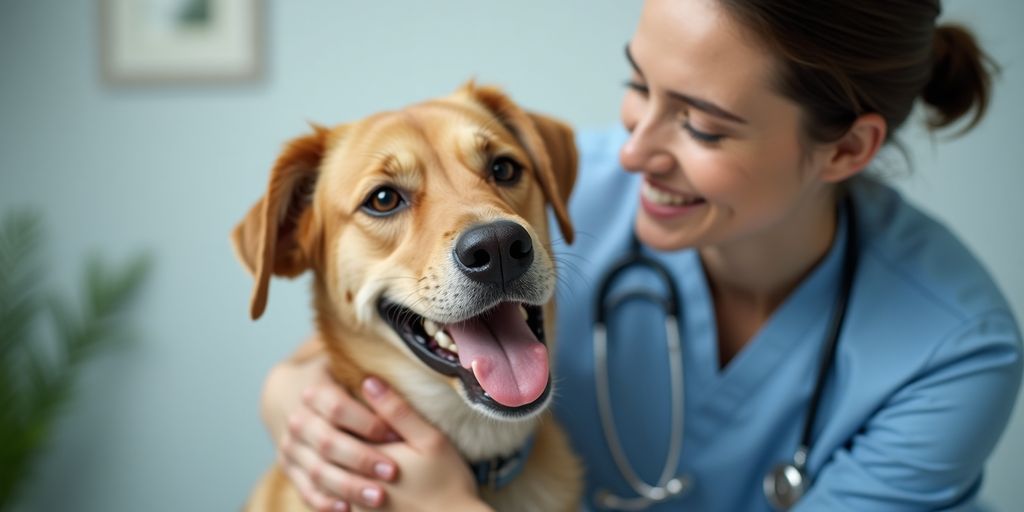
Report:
331,114,430,167
438,97,517,140
412,100,518,155
365,149,403,171
474,129,496,152
395,108,451,174
359,143,424,176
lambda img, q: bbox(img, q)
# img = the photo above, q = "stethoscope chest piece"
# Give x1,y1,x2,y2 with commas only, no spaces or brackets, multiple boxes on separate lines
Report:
762,460,806,510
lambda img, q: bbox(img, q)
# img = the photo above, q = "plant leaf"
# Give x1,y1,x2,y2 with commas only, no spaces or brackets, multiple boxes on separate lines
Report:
0,210,151,509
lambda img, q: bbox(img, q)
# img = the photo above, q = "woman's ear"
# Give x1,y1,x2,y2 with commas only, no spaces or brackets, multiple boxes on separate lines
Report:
820,113,887,183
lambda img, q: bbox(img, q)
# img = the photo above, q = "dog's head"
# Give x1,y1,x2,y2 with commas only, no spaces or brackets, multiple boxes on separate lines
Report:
233,83,576,422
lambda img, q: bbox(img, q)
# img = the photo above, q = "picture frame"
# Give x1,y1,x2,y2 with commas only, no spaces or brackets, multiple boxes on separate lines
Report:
100,0,263,85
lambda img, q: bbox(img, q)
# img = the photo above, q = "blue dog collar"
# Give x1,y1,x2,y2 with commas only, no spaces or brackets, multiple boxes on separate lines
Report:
469,435,536,491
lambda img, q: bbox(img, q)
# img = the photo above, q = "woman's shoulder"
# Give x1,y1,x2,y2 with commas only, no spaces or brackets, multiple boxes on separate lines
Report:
849,176,1019,347
573,125,633,198
575,125,629,160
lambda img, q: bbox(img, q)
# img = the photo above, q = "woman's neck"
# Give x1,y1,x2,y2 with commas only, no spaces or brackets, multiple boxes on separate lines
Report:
700,189,839,366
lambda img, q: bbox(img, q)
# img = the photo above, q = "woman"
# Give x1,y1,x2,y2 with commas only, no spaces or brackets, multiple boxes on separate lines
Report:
260,0,1022,510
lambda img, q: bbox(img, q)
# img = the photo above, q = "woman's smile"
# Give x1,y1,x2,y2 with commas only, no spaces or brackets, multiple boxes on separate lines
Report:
639,179,707,220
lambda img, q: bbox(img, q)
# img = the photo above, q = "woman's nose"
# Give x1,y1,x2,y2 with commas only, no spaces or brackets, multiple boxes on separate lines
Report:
619,116,676,175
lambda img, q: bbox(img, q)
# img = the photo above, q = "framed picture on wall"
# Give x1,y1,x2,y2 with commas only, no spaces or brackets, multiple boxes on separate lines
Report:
100,0,263,84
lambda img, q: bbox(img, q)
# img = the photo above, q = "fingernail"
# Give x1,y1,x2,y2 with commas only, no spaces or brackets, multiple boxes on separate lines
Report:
374,462,395,480
361,487,383,506
302,387,315,402
332,501,348,512
362,377,387,398
286,414,302,434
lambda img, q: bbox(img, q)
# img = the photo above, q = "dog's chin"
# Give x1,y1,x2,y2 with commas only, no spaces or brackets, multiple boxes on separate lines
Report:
377,299,553,421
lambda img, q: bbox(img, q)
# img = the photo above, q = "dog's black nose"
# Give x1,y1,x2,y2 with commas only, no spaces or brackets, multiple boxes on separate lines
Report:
454,221,534,287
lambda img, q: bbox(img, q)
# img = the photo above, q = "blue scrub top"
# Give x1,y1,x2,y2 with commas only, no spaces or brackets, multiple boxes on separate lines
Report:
551,127,1023,511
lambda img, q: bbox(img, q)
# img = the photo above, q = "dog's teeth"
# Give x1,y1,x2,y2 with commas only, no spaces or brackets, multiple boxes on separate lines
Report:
424,319,439,337
436,330,454,351
434,329,450,350
519,305,529,320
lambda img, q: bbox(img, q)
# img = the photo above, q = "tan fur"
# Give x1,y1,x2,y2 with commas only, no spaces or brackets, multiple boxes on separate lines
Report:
234,82,581,511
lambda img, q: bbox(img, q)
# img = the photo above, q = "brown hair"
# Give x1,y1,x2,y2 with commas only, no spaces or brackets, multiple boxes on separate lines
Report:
719,0,997,143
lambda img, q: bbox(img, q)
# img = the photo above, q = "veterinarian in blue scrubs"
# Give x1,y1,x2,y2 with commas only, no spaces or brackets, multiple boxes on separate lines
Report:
259,1,1022,510
547,127,1021,511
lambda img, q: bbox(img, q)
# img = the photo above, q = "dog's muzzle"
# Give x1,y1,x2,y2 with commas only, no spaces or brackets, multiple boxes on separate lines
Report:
378,220,553,417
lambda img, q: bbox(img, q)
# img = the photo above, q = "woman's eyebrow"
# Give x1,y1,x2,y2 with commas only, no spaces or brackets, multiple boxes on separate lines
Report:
624,43,645,78
624,44,749,125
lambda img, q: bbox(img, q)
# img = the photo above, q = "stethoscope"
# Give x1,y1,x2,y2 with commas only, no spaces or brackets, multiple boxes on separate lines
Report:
592,197,858,511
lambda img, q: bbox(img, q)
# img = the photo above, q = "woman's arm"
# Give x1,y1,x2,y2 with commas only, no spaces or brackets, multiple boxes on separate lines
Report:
793,311,1022,511
260,336,334,444
261,336,396,509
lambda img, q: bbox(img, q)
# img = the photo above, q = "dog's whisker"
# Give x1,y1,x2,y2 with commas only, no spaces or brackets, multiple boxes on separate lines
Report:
403,296,431,317
567,230,600,244
549,258,587,301
389,284,441,326
552,258,589,287
556,266,587,288
553,254,588,269
549,236,571,247
372,276,421,282
554,275,584,302
553,253,590,270
552,250,592,264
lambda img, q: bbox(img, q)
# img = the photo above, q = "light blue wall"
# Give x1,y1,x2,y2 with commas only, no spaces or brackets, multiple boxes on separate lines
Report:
0,1,1020,511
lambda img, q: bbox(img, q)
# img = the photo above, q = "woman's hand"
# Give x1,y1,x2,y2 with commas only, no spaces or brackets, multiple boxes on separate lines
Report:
261,338,400,511
360,377,492,512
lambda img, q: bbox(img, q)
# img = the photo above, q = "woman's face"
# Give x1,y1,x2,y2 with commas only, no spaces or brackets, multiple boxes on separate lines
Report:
621,0,834,252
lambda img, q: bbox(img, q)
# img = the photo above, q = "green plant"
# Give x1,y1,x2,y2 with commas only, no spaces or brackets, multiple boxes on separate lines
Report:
0,211,151,510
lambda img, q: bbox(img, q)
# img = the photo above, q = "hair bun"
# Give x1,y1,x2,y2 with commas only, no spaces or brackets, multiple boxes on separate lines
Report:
921,24,997,132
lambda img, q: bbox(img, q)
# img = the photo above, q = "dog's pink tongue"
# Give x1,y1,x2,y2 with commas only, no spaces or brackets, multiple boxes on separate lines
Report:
448,303,548,408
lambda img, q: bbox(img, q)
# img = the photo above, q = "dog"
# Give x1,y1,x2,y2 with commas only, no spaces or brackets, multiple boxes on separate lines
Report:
232,82,582,511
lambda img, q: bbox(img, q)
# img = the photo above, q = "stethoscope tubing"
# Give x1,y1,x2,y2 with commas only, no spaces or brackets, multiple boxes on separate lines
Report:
765,195,860,510
593,316,687,510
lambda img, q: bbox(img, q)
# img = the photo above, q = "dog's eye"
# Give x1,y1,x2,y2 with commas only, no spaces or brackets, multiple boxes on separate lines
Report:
362,186,405,216
490,156,523,185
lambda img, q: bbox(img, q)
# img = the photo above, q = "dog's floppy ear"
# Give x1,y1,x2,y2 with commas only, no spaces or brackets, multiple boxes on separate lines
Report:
464,84,577,244
525,110,578,237
231,125,331,320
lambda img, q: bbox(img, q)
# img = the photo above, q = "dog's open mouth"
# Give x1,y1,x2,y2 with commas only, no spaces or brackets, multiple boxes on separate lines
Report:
378,300,551,414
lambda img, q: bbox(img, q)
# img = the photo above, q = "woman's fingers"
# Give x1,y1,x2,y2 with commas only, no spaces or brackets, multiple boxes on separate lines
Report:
283,436,388,509
288,408,397,481
305,379,396,443
361,377,446,454
281,458,348,512
358,377,484,511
